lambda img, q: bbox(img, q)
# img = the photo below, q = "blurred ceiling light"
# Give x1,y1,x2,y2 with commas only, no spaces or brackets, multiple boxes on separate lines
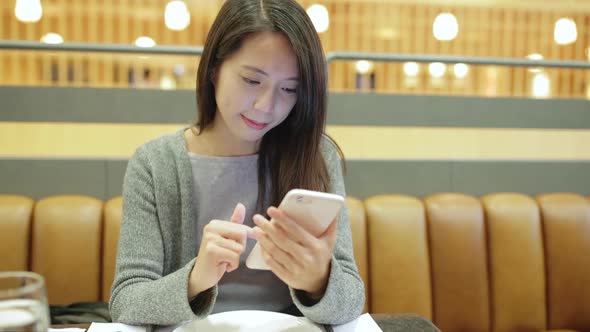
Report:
526,53,543,73
135,36,156,48
554,18,577,45
527,53,543,61
377,28,398,40
429,62,446,78
160,74,177,90
306,4,329,33
403,62,419,77
165,1,190,31
15,0,43,23
433,13,458,41
355,60,373,74
453,63,468,78
41,32,63,44
532,73,550,98
174,64,185,76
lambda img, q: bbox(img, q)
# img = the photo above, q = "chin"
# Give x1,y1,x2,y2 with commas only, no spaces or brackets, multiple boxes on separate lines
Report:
234,129,266,144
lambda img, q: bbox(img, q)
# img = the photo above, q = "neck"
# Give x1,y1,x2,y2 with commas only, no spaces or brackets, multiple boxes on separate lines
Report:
188,121,258,157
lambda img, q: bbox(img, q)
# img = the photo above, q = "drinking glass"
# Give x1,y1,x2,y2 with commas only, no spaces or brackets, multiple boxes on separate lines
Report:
0,271,50,332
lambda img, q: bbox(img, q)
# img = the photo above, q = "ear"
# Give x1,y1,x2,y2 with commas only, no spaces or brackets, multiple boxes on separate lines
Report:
210,67,218,87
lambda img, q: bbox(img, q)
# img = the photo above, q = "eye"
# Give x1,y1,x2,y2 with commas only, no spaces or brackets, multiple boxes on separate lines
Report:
242,77,260,85
282,87,297,94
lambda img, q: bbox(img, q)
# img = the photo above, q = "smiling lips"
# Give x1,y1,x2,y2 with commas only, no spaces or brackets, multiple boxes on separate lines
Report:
240,114,269,130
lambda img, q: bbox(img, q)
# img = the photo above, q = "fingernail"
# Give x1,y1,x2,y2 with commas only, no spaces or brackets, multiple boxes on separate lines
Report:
247,228,257,240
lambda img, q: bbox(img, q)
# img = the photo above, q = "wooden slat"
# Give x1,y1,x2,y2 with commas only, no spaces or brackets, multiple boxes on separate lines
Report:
514,10,526,97
105,0,114,87
9,1,19,85
504,9,515,97
489,8,499,97
56,0,67,86
560,15,573,98
74,1,83,86
573,14,584,98
373,2,385,93
587,14,590,99
346,2,358,91
396,4,408,93
0,8,5,84
542,11,553,98
332,1,345,91
25,14,35,85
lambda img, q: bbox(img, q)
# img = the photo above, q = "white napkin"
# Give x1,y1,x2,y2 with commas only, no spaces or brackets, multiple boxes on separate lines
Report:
87,322,147,332
332,313,383,332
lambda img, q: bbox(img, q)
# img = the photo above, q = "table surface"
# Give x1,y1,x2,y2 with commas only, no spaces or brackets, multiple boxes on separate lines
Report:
52,313,441,332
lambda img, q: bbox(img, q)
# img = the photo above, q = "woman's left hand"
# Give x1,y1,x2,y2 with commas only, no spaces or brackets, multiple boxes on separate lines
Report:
252,206,338,299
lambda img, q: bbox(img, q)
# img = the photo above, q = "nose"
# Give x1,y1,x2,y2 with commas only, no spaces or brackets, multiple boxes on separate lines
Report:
253,87,276,113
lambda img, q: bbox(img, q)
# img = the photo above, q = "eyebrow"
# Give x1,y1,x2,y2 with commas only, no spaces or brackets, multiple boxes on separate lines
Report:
241,65,299,81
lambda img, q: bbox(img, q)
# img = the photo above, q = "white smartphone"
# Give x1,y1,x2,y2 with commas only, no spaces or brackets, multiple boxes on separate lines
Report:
246,189,345,270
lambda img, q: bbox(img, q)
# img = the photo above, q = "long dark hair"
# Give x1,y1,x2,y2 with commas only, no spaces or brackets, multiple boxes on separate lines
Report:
195,0,343,211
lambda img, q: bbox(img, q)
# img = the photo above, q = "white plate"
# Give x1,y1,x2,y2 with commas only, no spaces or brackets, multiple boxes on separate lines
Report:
173,310,325,332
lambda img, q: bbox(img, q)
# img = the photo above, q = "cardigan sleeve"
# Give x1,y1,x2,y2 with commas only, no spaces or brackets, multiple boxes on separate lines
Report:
109,145,217,325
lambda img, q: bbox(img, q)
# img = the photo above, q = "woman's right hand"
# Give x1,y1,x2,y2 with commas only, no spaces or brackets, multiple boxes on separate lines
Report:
188,203,252,299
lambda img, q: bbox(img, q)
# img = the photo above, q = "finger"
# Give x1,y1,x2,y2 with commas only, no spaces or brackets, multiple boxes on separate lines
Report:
262,248,292,282
230,203,246,224
321,218,339,248
214,235,246,255
253,214,306,264
207,220,252,244
254,223,304,272
207,243,240,272
320,217,339,239
267,207,316,246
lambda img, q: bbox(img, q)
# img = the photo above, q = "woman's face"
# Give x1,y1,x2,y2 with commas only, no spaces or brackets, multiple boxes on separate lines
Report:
212,31,299,146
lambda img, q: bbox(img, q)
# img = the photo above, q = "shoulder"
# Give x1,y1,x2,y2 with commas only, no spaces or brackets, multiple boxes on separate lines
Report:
131,128,185,163
320,134,344,171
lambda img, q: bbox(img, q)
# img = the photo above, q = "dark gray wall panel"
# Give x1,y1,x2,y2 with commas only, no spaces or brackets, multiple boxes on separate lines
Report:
0,159,107,199
0,86,196,124
344,160,453,199
451,161,590,197
2,159,588,200
326,93,590,128
2,86,589,129
105,160,128,200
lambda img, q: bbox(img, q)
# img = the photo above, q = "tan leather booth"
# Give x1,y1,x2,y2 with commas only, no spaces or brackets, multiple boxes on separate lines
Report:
1,193,589,332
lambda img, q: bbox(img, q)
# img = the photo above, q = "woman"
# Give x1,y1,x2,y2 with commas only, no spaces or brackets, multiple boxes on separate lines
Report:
109,0,365,326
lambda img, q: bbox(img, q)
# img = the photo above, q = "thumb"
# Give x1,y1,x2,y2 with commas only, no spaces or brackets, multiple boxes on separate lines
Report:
320,218,338,242
230,203,246,224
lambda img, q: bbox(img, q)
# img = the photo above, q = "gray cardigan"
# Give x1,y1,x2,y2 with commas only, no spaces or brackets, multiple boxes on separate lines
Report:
109,128,365,326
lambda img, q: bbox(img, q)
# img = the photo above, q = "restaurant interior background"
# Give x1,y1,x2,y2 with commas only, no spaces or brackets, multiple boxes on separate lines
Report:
1,1,590,331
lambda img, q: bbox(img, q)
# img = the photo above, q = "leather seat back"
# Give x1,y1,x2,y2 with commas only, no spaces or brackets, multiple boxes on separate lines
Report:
31,195,102,304
537,193,590,330
482,193,546,332
424,193,490,332
346,197,369,313
102,196,123,302
0,195,34,271
365,195,432,319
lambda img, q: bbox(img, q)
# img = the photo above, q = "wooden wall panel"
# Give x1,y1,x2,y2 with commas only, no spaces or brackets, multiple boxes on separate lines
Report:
0,0,588,98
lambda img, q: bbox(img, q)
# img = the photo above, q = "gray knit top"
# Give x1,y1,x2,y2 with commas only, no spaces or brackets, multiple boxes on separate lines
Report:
109,128,365,326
